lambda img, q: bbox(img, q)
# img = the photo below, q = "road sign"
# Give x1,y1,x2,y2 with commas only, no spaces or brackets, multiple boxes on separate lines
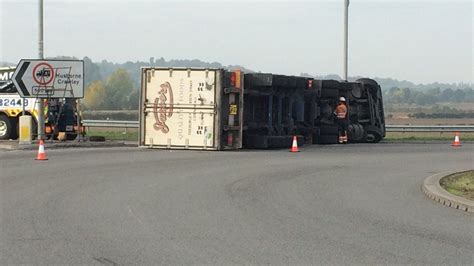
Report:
12,59,84,98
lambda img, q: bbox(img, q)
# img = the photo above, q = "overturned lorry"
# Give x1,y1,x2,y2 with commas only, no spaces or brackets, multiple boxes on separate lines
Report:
139,68,385,150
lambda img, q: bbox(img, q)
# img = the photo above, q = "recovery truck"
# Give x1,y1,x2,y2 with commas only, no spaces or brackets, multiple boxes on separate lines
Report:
0,67,82,140
139,68,385,150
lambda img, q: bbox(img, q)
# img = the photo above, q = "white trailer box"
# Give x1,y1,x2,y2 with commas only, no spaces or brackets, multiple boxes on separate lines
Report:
139,68,243,150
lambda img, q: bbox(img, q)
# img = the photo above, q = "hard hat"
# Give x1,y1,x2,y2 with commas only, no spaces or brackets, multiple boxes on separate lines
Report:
339,97,346,102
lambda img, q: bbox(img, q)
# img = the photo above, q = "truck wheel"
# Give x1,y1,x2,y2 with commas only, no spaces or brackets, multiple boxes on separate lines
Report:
364,125,383,143
66,133,77,140
89,136,106,142
0,115,13,140
321,88,338,98
356,78,379,87
321,80,340,89
348,124,365,142
10,118,18,139
315,134,339,144
352,85,362,98
320,125,339,135
356,78,380,94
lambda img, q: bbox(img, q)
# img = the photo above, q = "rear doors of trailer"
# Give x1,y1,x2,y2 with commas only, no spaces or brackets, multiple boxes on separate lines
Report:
139,68,243,150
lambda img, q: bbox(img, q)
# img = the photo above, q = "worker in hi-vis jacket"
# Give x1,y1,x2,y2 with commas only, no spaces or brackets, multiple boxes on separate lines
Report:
334,97,349,144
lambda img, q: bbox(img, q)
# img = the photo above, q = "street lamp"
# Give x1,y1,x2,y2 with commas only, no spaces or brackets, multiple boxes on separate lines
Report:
37,0,45,140
343,0,349,81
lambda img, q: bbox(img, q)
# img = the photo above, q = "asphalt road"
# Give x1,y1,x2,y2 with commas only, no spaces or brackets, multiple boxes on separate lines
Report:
1,143,473,265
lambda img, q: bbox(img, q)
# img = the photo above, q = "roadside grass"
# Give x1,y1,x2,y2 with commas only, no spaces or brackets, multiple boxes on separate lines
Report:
439,170,474,200
385,132,474,141
86,128,138,141
85,128,474,142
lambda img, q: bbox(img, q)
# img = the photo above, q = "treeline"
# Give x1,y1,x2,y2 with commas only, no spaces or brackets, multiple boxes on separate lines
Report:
408,106,474,119
83,57,252,90
3,57,472,110
384,87,474,105
81,56,251,110
83,69,138,110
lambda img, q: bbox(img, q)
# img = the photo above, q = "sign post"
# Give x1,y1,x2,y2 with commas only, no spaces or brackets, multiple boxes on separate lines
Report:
12,59,84,141
38,0,45,140
12,60,84,99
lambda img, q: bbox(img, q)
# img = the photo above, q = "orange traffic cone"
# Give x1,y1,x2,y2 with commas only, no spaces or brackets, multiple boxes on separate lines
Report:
35,139,48,160
452,132,461,147
290,136,300,152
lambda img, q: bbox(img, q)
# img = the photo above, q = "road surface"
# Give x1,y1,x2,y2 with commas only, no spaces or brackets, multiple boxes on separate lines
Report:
1,143,473,264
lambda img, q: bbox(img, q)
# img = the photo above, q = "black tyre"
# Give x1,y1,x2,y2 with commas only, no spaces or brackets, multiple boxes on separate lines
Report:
364,125,383,143
315,134,338,144
66,133,77,140
321,88,338,98
89,136,106,142
321,80,340,89
0,115,14,140
351,85,363,99
243,135,269,149
319,103,334,119
9,117,18,139
320,125,339,135
356,78,380,94
348,124,366,143
356,78,379,88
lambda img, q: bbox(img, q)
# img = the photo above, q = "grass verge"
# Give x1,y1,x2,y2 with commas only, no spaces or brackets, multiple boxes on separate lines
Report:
385,132,474,141
86,129,138,141
85,129,474,142
439,170,474,200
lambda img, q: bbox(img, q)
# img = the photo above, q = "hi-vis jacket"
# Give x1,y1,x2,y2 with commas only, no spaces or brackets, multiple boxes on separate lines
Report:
335,103,348,119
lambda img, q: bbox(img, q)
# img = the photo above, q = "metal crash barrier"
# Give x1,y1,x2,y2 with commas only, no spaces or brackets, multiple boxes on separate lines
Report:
82,120,474,133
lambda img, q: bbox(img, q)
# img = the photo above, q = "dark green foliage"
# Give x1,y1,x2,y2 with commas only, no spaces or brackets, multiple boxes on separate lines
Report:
81,56,253,110
409,105,474,118
102,69,133,110
384,87,473,105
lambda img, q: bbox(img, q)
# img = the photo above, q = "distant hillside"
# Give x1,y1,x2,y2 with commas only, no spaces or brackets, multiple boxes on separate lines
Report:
85,57,254,89
3,57,470,92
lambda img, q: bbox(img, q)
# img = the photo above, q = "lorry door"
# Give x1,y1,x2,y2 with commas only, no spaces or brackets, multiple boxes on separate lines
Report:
140,68,222,150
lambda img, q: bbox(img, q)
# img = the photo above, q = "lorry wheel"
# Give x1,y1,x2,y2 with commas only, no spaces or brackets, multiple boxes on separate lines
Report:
9,117,18,139
321,80,340,89
356,78,378,87
320,125,339,135
0,115,13,140
348,124,365,142
321,88,338,98
315,134,339,144
66,133,77,140
352,86,362,98
364,125,383,143
89,136,106,142
356,78,380,94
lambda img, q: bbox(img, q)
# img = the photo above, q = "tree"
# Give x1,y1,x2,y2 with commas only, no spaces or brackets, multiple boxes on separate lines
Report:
452,89,466,102
440,88,454,102
83,80,106,109
83,56,102,87
103,68,133,110
402,88,411,103
126,89,140,110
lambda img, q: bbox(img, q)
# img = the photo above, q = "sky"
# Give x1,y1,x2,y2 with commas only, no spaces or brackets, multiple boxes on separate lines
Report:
0,0,472,84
